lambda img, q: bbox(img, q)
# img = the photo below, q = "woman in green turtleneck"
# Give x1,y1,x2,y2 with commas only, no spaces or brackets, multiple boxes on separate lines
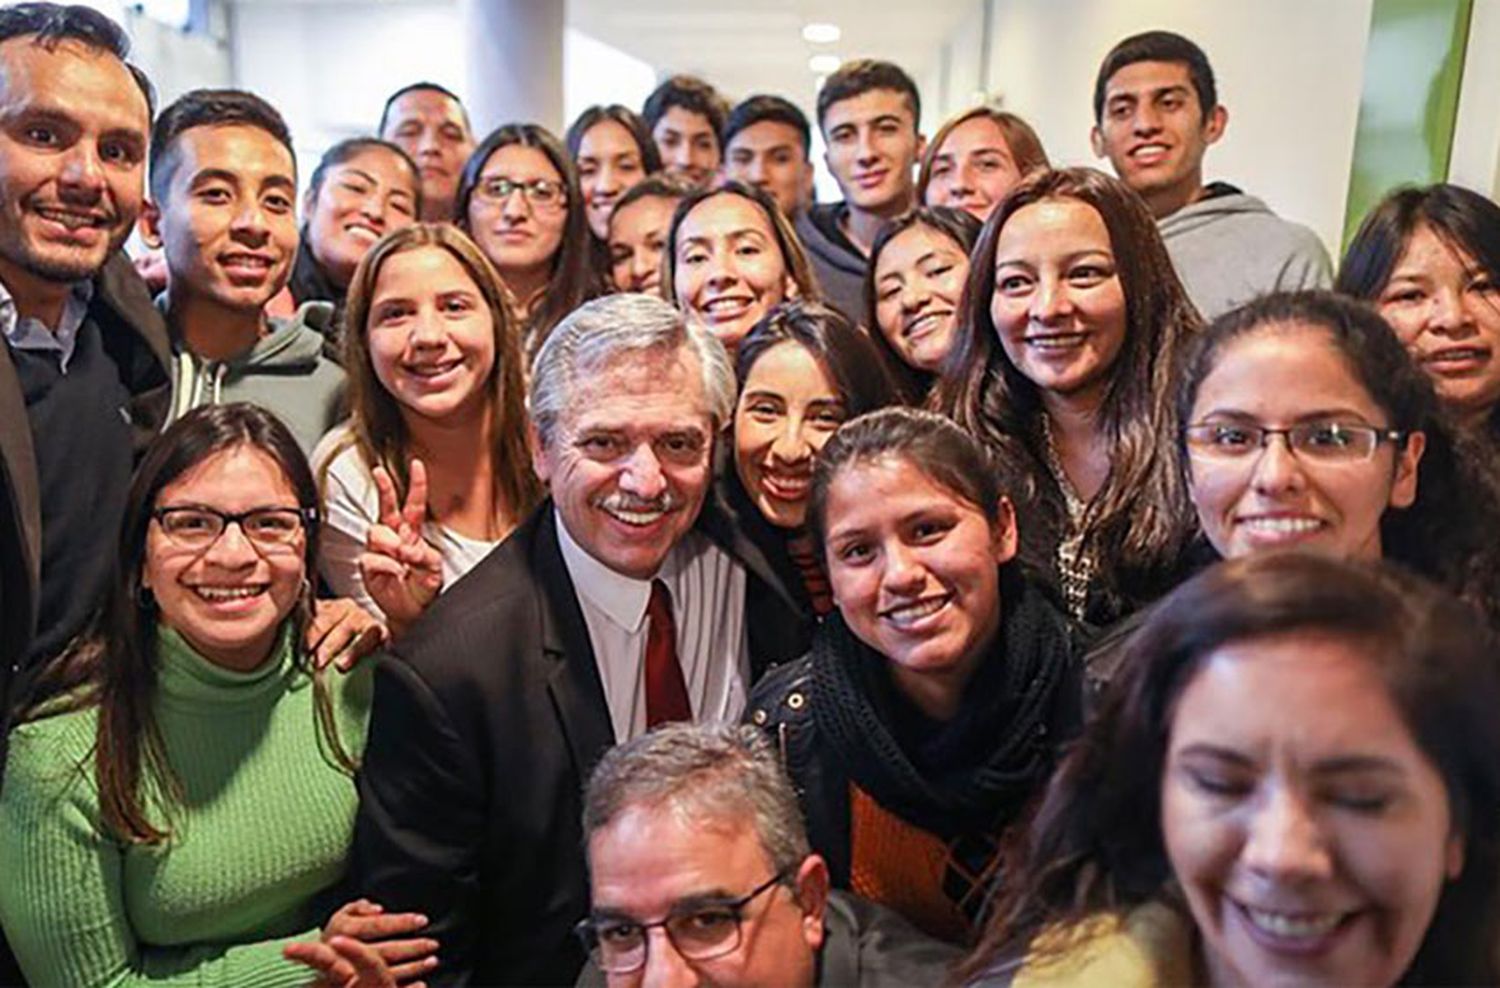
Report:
0,404,433,987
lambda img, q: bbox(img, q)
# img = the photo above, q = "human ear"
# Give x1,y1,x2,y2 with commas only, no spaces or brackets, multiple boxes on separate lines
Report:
991,495,1020,565
138,200,163,249
1446,831,1466,880
1387,430,1426,509
1203,104,1229,146
528,420,553,485
1089,126,1106,160
794,854,831,951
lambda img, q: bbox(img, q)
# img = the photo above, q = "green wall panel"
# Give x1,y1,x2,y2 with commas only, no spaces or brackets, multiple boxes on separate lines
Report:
1342,0,1473,249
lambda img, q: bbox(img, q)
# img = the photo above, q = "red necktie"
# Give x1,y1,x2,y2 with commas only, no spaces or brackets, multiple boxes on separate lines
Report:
645,579,691,728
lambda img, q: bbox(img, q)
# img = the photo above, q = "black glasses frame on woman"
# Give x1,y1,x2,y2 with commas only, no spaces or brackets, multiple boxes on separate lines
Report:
1184,421,1409,463
151,505,317,553
574,866,793,973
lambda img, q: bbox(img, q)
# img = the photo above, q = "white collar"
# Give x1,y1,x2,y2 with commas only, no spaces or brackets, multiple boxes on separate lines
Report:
556,508,654,633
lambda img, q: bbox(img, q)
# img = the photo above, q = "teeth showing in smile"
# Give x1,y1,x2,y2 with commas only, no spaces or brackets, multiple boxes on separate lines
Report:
1240,517,1322,535
605,507,666,526
883,595,949,628
1131,143,1170,160
1427,347,1489,365
904,312,947,339
195,586,266,601
1245,907,1344,939
1026,333,1086,350
345,225,379,243
704,298,751,316
37,207,104,230
405,360,461,378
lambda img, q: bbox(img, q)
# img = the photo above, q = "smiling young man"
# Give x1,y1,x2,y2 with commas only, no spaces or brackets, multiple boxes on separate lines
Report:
378,81,476,222
348,294,807,985
1091,30,1330,319
641,75,728,190
722,94,815,219
140,89,345,455
797,59,924,324
0,7,167,980
0,3,169,698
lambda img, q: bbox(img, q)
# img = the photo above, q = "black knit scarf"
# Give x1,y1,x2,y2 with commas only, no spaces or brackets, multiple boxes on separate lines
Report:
809,565,1077,839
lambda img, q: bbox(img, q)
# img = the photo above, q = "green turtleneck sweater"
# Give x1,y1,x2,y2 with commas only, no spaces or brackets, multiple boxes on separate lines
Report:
0,625,371,987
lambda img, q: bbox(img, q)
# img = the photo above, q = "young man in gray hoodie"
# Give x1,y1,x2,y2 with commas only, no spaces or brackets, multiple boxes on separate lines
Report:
795,59,924,325
1091,30,1331,319
140,88,344,454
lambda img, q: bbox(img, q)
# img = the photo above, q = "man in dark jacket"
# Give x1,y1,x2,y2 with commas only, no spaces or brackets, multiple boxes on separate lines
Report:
795,59,924,323
0,6,168,983
0,3,168,720
576,721,961,986
348,294,806,986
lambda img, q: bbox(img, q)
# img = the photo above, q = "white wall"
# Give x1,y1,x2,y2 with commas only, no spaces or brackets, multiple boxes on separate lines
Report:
920,0,1373,257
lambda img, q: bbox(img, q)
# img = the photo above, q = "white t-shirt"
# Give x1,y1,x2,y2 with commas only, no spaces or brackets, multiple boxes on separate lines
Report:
312,424,500,619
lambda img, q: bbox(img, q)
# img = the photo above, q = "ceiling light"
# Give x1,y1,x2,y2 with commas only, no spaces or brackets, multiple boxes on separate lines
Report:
802,23,841,44
809,53,842,74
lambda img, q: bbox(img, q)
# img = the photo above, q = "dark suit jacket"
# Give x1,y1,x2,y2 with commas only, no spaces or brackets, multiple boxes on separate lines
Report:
348,501,807,986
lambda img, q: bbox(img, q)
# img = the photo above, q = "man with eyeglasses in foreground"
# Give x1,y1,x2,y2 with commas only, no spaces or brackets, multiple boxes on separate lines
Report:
576,722,959,986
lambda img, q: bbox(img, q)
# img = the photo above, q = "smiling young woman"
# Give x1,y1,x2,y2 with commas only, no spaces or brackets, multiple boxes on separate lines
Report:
1338,183,1500,447
721,302,899,622
313,223,542,632
1172,291,1500,629
958,551,1500,988
937,167,1202,627
663,180,821,355
747,407,1084,945
0,404,434,987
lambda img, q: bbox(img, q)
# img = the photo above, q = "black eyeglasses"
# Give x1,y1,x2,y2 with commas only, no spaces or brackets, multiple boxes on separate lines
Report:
151,505,315,553
1184,421,1408,463
574,867,791,973
474,176,566,209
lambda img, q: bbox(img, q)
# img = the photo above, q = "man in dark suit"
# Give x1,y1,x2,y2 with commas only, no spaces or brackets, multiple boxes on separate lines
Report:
348,293,806,986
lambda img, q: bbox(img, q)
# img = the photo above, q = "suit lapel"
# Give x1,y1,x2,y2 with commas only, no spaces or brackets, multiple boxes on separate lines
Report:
0,339,40,621
533,508,616,776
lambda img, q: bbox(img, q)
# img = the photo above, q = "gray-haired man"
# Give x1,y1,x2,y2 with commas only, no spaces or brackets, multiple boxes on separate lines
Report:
349,294,806,986
576,722,961,986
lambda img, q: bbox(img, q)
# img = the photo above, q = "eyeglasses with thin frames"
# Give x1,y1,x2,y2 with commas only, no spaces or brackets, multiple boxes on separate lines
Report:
1184,421,1408,464
151,505,315,554
473,175,566,209
574,867,792,973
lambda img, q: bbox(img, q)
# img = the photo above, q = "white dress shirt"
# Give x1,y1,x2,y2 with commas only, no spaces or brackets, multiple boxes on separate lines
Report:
556,509,750,742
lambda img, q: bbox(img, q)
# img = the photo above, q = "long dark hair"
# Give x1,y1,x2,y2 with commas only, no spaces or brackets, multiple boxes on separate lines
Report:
960,552,1500,986
735,300,901,417
23,404,354,844
1337,183,1500,437
566,104,663,284
864,206,982,403
935,167,1202,607
662,180,822,308
1176,290,1500,627
455,123,598,360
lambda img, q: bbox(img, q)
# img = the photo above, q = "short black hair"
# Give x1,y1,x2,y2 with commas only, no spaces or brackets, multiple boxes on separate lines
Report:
1093,30,1217,123
149,89,293,202
377,81,471,137
0,2,155,117
815,59,920,132
640,74,728,148
724,94,811,157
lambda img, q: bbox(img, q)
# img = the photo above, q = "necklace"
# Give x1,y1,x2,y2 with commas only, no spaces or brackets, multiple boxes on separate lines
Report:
1040,414,1095,621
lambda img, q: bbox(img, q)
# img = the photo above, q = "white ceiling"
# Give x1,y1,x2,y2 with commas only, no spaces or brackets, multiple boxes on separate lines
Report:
567,0,976,111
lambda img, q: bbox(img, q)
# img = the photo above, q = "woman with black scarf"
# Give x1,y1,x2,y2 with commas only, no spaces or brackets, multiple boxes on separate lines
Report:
747,407,1086,946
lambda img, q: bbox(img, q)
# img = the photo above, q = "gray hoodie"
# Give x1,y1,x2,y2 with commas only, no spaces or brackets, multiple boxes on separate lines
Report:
167,300,346,454
795,202,868,325
1158,183,1332,320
